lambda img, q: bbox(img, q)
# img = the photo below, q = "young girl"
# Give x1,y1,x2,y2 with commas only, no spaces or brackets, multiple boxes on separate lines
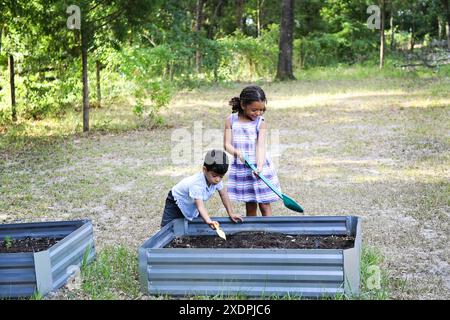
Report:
224,85,281,216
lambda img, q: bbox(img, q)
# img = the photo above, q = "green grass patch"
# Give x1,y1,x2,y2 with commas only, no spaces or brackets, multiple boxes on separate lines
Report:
358,246,390,300
80,246,141,300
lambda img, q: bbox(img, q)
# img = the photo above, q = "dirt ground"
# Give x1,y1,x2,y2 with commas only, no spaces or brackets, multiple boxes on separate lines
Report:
0,78,449,299
167,232,355,249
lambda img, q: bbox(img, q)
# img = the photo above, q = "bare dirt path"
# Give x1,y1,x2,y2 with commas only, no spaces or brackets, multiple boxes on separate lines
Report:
1,78,449,299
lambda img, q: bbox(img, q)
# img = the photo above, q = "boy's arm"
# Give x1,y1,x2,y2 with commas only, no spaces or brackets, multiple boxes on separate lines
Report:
194,198,217,229
218,188,244,223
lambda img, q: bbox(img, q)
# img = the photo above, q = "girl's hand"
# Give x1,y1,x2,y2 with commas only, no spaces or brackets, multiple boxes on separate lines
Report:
228,213,244,223
236,150,244,163
253,165,264,177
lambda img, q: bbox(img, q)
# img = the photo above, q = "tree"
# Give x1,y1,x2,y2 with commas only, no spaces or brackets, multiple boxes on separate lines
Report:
380,0,386,68
256,0,264,37
8,54,16,121
442,0,450,48
205,0,225,39
195,0,205,73
276,0,295,80
1,0,27,122
390,1,396,50
67,0,160,132
95,60,102,107
236,0,245,31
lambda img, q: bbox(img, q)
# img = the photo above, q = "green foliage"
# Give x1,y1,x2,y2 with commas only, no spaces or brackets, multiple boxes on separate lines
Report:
294,0,378,69
359,246,390,299
0,0,446,125
21,79,62,120
30,291,44,300
3,236,13,249
120,46,174,124
80,246,140,300
219,25,279,80
0,109,11,126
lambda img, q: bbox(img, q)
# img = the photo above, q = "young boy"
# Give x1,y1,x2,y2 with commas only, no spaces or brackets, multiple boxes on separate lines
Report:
161,149,244,229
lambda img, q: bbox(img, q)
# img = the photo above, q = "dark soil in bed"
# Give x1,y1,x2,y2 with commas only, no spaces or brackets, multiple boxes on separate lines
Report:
167,232,355,249
0,237,62,253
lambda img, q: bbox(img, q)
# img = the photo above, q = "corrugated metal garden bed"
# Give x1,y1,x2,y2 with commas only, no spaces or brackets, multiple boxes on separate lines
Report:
139,216,362,298
0,220,95,298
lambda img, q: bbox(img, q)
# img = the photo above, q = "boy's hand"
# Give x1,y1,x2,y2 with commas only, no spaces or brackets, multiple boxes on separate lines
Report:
228,213,244,223
208,220,219,230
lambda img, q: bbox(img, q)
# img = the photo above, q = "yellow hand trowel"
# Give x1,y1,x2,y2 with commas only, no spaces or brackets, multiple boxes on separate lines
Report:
212,221,226,240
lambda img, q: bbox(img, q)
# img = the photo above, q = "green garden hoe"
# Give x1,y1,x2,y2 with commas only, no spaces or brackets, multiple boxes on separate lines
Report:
243,154,304,213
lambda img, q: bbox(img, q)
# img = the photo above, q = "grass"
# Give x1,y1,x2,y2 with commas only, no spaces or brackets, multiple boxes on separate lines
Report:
73,244,390,300
294,53,450,82
30,291,44,300
79,246,141,300
1,63,448,299
359,246,390,300
3,236,13,250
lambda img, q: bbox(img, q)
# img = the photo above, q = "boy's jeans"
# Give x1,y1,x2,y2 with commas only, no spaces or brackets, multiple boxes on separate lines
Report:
161,190,185,227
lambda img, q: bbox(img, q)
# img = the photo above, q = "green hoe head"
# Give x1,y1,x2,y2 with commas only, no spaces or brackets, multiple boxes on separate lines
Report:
241,153,304,213
282,194,304,213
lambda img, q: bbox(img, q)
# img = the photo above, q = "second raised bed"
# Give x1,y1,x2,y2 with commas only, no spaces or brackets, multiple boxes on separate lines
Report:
139,216,361,298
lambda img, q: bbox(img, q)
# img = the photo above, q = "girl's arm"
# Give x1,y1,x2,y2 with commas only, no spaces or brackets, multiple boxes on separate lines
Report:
224,116,243,161
256,120,268,173
218,188,244,223
194,199,217,229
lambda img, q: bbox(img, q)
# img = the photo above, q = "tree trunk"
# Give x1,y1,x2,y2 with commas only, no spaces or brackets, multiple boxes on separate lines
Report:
195,0,205,73
276,0,295,81
256,0,263,37
9,55,17,122
0,29,2,93
380,0,385,69
390,2,395,51
208,0,224,39
447,22,450,49
236,0,245,31
96,60,101,107
81,32,89,132
443,0,450,49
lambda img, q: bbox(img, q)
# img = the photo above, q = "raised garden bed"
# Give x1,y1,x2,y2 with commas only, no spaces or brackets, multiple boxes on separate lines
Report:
139,216,362,298
0,220,95,298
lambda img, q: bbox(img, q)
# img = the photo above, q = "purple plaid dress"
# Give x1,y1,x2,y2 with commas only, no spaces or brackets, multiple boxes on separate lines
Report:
227,113,280,203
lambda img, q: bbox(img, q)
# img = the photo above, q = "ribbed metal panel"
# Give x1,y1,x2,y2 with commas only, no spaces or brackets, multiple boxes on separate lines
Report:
148,282,344,297
185,216,352,236
0,220,95,298
0,253,36,298
0,221,84,239
140,216,361,298
48,221,95,290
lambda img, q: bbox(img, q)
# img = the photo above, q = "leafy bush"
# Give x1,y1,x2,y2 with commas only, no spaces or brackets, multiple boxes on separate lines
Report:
294,20,378,69
218,25,279,80
120,47,174,123
0,108,11,126
22,78,62,120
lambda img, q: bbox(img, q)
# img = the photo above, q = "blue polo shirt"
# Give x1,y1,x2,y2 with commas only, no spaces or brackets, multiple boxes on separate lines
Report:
171,172,224,221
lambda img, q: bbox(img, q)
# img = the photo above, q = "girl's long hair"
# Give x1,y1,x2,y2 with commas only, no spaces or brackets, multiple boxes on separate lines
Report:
229,85,267,114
